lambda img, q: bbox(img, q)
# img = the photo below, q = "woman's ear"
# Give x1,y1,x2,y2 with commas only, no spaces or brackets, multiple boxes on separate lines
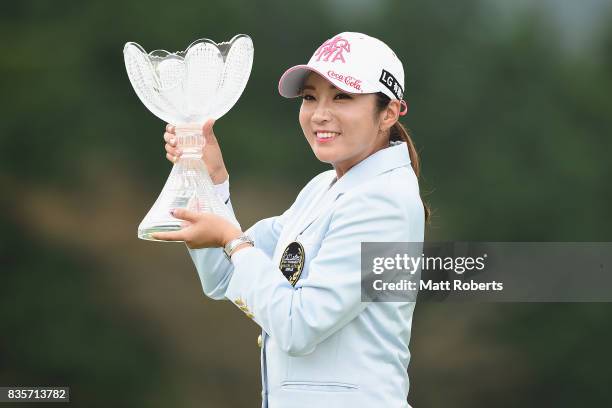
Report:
380,99,401,132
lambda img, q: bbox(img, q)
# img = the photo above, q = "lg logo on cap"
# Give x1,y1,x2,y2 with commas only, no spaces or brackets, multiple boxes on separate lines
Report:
379,69,404,100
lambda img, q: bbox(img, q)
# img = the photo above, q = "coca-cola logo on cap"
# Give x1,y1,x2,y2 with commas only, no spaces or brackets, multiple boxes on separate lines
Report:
327,70,362,91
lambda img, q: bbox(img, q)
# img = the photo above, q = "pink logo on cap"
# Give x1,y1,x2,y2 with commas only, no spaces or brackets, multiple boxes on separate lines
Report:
314,36,351,63
327,70,362,91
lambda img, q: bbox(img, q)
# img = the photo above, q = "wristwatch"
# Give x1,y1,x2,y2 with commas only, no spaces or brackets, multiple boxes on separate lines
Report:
223,234,255,259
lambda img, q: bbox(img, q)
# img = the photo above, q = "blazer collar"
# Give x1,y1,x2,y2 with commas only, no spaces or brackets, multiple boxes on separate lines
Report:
284,142,411,242
327,141,411,197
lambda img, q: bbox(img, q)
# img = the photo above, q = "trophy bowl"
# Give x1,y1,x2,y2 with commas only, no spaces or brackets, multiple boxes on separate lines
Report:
123,35,254,241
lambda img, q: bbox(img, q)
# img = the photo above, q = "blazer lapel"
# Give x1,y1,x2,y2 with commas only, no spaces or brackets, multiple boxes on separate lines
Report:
276,143,412,256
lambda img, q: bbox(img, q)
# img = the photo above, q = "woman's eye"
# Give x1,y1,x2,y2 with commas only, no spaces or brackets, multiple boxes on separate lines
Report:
334,93,351,100
301,94,315,101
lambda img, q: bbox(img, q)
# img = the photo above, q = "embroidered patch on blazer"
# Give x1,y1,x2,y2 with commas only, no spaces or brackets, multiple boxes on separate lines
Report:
279,242,305,286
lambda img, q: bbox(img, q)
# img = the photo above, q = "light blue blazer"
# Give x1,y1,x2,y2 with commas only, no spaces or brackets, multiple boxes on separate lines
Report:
188,142,424,408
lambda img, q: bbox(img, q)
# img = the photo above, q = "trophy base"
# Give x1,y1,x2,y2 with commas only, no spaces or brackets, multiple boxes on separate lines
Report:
138,223,183,242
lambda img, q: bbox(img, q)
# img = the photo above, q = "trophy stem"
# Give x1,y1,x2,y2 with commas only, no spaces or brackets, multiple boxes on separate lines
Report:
137,123,237,242
176,123,205,159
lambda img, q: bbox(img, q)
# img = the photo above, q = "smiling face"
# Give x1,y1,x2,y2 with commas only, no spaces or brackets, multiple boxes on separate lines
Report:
298,72,392,178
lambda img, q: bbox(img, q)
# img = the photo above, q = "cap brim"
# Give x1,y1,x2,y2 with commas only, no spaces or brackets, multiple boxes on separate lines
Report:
278,64,318,98
279,64,374,98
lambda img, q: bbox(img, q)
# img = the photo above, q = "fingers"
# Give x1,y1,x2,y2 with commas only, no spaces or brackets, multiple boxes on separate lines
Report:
166,153,178,163
163,131,175,144
202,118,217,143
164,125,178,156
170,208,200,223
164,131,181,162
164,132,178,149
164,138,181,154
151,230,185,241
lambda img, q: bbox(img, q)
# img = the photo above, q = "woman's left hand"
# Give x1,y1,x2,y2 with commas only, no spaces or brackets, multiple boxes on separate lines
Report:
151,208,243,249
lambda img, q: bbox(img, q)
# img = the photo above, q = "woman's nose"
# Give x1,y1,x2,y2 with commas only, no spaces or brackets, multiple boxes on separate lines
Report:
311,102,332,123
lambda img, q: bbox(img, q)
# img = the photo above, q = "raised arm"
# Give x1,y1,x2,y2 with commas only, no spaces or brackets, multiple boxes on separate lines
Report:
164,120,236,299
164,120,304,299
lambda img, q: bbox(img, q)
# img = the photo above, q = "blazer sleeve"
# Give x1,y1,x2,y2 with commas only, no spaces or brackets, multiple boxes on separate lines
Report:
223,187,421,356
187,171,334,301
187,200,294,300
186,177,237,300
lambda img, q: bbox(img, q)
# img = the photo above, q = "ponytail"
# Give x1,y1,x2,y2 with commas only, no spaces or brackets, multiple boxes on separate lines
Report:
376,93,431,224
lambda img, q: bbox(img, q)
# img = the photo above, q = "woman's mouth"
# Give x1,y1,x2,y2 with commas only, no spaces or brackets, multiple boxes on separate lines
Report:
315,131,340,143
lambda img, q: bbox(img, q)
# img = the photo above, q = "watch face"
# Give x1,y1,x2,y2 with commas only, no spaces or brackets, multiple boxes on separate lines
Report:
279,241,305,286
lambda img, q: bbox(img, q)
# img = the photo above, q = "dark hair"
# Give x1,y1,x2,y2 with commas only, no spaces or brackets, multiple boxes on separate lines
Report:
375,92,431,223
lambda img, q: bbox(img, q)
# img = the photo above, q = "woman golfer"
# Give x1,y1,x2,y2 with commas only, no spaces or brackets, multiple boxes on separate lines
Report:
153,32,428,408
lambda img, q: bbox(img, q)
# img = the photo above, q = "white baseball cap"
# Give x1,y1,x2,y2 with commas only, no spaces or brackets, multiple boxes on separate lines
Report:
278,32,407,112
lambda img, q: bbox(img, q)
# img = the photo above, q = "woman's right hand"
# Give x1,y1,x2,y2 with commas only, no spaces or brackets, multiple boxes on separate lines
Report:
164,118,229,184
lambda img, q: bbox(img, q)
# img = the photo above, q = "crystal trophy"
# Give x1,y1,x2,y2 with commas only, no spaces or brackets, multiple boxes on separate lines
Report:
123,35,254,241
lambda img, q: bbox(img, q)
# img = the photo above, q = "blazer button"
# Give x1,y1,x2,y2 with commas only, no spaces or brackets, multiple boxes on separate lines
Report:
257,334,263,348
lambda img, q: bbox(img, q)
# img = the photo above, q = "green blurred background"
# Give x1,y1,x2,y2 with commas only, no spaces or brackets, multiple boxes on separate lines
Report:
2,0,611,406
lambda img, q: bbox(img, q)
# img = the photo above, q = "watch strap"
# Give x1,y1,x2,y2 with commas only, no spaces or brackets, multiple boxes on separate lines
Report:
224,234,254,259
